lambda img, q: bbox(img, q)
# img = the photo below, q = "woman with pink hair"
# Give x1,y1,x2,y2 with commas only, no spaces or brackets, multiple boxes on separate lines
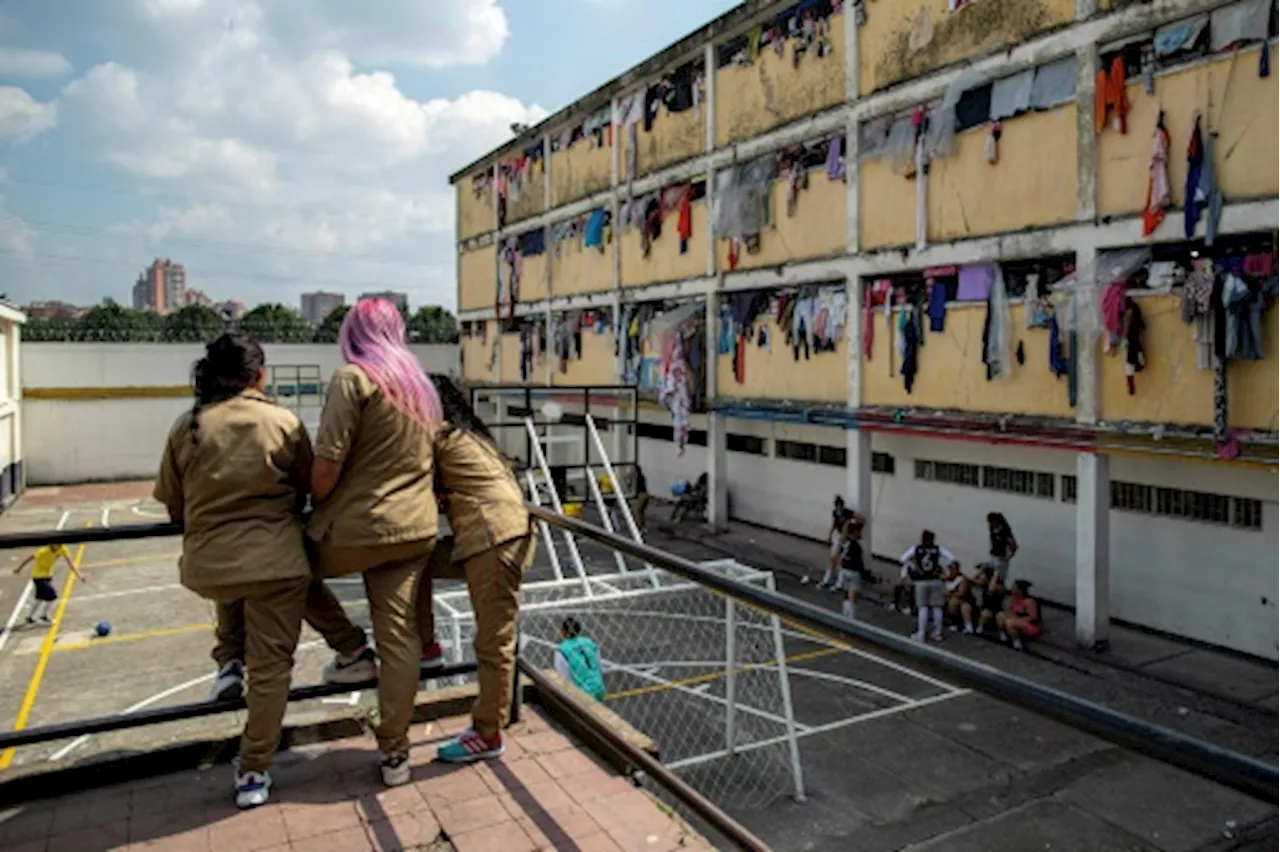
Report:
307,297,443,787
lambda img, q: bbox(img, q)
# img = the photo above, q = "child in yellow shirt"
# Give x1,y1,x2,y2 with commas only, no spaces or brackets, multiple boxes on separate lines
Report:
13,544,83,624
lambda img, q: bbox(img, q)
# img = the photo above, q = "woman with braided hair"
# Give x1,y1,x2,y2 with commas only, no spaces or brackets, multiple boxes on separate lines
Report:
154,333,315,809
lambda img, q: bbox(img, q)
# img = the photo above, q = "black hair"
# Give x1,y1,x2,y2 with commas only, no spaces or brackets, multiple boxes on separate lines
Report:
190,333,265,443
561,617,583,638
1014,580,1033,595
921,529,936,545
431,372,501,446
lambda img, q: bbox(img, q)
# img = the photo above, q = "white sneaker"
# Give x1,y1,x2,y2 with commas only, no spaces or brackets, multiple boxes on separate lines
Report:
323,646,377,685
911,631,925,643
998,632,1009,643
234,770,271,809
931,631,943,643
1012,639,1025,651
963,624,975,635
380,752,411,787
210,660,245,702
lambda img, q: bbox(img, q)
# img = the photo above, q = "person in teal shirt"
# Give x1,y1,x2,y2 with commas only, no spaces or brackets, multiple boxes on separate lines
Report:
553,617,605,702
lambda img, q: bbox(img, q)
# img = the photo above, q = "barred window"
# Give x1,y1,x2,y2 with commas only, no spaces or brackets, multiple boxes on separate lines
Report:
872,452,895,474
819,446,847,468
776,440,817,463
727,434,767,456
1061,474,1077,504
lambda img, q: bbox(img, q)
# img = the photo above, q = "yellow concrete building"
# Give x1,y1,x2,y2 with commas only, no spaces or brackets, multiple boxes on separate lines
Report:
451,0,1279,660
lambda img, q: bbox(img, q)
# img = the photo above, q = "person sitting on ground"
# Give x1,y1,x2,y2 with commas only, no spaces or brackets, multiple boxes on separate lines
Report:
962,566,1006,636
888,561,916,616
943,561,970,629
997,580,1042,651
154,333,312,809
837,516,866,620
554,616,606,702
14,543,84,625
901,530,958,643
416,376,536,764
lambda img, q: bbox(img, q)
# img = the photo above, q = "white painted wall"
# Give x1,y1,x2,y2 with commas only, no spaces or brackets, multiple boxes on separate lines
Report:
22,343,459,485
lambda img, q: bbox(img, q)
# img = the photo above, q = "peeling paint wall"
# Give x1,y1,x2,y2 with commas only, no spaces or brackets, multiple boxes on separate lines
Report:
858,0,1075,95
715,175,846,271
1097,48,1279,218
550,138,612,207
459,247,496,312
457,171,495,240
461,321,498,384
621,202,709,286
551,326,616,386
716,316,848,402
499,331,547,384
861,303,1078,418
518,249,548,302
714,11,846,147
504,173,546,225
858,159,917,250
928,105,1079,241
551,234,615,296
623,103,705,178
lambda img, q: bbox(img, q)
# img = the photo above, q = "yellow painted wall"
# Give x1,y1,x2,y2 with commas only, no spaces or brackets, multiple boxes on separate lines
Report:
861,304,1076,418
715,175,845,271
519,251,548,302
714,12,846,147
497,331,548,385
505,173,545,225
551,140,612,208
622,105,705,178
459,246,497,312
457,171,495,240
1097,294,1279,431
859,158,916,250
1097,49,1279,218
928,105,1078,241
461,323,499,384
621,202,709,287
551,237,614,296
857,0,1075,95
716,317,848,403
552,329,616,386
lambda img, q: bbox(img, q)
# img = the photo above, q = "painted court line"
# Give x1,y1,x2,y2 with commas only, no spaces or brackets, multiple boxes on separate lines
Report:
72,583,184,604
0,511,70,656
647,658,917,705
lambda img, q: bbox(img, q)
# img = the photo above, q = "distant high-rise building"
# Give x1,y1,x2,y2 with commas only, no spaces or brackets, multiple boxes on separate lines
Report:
131,258,186,315
359,291,408,312
301,291,346,324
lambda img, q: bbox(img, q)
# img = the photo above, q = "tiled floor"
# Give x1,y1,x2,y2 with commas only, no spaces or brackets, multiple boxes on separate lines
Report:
0,710,714,852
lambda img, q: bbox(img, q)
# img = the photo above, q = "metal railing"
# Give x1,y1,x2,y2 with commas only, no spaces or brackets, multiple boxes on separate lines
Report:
0,509,1273,845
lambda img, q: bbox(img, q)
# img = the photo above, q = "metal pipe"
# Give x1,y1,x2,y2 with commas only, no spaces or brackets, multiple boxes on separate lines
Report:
0,663,478,751
524,506,1279,805
518,660,771,852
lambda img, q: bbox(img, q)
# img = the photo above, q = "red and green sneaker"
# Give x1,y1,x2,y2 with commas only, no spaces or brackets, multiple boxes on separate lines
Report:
436,728,504,764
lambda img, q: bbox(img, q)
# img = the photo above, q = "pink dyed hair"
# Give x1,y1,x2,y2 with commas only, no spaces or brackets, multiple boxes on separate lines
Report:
339,298,442,429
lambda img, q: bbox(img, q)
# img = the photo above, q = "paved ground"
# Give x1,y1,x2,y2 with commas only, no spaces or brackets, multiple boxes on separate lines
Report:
0,483,1275,851
0,708,714,852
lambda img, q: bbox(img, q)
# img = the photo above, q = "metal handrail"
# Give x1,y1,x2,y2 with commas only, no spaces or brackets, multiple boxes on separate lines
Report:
0,513,1274,804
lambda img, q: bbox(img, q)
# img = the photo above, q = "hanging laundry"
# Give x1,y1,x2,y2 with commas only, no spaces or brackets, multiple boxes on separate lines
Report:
1141,116,1172,237
1121,297,1146,395
677,189,693,254
957,263,995,301
1222,273,1265,360
584,208,608,250
1048,315,1069,378
1101,280,1126,352
861,285,876,360
985,122,1001,165
926,280,947,331
1094,55,1129,134
660,337,692,455
1029,57,1077,110
901,307,920,394
791,294,814,361
825,134,846,181
989,69,1034,120
1184,117,1205,238
1199,131,1223,246
981,268,1014,381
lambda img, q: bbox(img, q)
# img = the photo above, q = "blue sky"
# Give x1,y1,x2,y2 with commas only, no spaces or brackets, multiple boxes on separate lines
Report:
0,0,738,312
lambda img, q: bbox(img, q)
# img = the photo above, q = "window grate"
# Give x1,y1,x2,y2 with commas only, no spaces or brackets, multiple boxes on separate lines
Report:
872,452,895,474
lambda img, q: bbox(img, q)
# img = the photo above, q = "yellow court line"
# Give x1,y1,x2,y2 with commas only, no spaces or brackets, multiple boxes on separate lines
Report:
607,647,839,702
51,622,214,653
0,530,89,769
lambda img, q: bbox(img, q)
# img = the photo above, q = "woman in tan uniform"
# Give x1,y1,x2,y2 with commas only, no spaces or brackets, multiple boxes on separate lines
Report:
418,378,533,763
307,297,442,787
154,334,310,810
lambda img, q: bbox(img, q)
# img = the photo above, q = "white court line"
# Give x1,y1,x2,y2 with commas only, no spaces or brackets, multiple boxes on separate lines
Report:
548,605,960,693
72,584,185,604
46,636,332,763
521,634,812,732
663,689,972,772
0,510,70,655
646,659,916,705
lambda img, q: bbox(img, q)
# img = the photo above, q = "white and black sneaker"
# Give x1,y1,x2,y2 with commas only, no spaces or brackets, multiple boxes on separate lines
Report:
323,646,377,685
380,752,411,787
210,660,245,702
234,770,271,809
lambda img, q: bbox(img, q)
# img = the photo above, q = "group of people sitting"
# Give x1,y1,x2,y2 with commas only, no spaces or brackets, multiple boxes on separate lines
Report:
817,500,1042,649
154,298,540,810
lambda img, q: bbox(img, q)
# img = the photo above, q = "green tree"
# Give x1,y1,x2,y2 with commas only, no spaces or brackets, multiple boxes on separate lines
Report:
70,305,163,342
240,303,313,343
406,305,459,344
163,304,224,342
312,304,350,343
22,316,72,341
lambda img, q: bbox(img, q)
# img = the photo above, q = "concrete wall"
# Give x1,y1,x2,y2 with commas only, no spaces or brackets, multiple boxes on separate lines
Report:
21,342,458,485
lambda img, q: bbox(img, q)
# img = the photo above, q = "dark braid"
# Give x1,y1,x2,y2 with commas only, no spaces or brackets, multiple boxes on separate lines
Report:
190,333,266,443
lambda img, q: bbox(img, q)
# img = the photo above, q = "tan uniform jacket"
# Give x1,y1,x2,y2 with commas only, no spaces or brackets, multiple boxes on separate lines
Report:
154,389,312,598
435,429,529,564
306,364,438,562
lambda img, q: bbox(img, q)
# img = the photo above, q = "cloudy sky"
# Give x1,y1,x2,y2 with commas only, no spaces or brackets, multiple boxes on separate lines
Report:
0,0,737,312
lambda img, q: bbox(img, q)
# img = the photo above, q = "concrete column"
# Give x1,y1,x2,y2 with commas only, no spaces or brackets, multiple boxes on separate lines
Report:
703,43,716,153
1074,244,1098,424
845,430,873,555
1075,47,1099,223
705,293,728,531
610,96,620,188
1074,451,1110,650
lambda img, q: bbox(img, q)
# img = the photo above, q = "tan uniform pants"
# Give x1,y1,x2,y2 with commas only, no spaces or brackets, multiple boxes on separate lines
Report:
205,578,309,775
316,538,434,755
419,535,533,739
213,579,366,667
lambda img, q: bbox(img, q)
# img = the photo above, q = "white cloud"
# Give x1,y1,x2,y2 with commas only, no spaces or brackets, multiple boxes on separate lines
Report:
17,0,542,308
0,86,57,141
0,195,35,259
0,47,72,77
